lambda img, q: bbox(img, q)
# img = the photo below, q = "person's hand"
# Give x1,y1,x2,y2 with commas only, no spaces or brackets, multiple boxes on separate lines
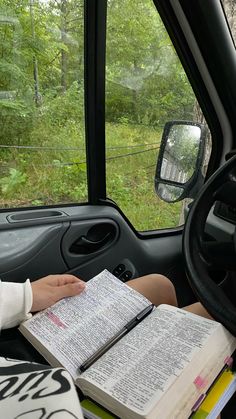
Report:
31,274,86,312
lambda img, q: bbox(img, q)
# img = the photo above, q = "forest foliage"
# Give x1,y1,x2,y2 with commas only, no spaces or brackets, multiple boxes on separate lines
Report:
0,0,196,229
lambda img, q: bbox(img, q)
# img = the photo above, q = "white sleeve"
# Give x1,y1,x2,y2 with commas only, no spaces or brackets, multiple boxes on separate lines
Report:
0,279,33,330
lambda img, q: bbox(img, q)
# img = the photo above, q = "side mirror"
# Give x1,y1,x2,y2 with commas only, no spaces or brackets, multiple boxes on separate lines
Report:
155,121,207,203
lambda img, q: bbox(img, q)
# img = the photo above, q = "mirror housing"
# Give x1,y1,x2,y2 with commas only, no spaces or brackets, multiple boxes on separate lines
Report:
155,121,207,203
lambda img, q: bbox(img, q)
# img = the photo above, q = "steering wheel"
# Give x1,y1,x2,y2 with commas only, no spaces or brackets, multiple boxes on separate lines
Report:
183,154,236,335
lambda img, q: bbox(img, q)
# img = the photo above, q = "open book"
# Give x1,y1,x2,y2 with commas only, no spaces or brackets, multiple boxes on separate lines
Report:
19,270,236,419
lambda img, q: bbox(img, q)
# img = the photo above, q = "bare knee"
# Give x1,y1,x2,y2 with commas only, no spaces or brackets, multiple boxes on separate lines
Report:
127,273,177,307
147,274,177,306
183,302,213,319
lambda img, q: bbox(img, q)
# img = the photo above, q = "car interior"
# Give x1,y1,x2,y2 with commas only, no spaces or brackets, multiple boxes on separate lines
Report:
1,0,236,417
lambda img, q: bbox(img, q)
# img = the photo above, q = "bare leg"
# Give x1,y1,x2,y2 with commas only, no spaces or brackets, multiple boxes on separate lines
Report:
127,273,212,320
127,274,178,307
127,273,212,319
183,302,213,319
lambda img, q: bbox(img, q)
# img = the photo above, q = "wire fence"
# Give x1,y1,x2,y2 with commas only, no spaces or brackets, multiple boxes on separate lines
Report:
0,142,158,151
0,143,160,168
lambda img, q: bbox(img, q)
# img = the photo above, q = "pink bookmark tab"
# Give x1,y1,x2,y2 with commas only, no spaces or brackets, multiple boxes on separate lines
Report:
224,356,233,367
191,393,206,412
194,375,208,389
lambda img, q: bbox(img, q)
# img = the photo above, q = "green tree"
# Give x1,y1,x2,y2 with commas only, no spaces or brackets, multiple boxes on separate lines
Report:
106,0,195,126
0,0,84,145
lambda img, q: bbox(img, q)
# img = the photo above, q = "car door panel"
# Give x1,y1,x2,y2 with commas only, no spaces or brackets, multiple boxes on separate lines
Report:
0,223,69,282
0,205,188,304
61,218,120,269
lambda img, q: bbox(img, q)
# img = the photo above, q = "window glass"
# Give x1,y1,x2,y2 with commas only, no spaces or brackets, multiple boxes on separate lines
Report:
106,0,211,231
222,0,236,43
0,0,86,208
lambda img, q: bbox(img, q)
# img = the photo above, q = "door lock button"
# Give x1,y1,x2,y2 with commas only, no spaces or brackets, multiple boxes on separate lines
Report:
112,264,125,278
121,270,132,282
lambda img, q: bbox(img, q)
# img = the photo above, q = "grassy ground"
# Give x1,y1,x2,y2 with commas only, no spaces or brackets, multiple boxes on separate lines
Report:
106,123,182,230
0,121,182,231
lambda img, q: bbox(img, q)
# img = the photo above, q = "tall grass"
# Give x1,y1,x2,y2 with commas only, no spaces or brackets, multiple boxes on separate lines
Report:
0,121,182,231
106,123,182,230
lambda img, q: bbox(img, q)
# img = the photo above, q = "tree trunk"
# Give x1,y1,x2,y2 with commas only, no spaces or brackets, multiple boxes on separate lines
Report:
30,0,41,106
61,0,67,93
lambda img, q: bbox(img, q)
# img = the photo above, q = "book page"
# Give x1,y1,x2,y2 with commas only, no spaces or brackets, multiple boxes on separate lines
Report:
20,270,150,379
78,305,220,417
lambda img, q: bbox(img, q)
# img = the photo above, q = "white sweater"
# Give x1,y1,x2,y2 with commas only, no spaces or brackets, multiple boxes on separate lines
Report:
0,280,32,330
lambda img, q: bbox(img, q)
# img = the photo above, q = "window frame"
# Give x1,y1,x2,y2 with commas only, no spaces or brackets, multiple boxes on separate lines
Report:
1,0,234,222
84,0,107,204
153,0,236,174
85,0,227,209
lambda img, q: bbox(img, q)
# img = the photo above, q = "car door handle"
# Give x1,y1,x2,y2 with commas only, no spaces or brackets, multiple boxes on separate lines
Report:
70,232,113,254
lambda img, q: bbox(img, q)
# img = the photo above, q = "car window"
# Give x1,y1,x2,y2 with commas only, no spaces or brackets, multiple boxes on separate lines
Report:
0,0,212,234
105,0,211,231
0,0,86,208
222,0,236,43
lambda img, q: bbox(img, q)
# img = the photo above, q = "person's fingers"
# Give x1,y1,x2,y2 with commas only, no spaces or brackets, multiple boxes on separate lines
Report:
56,274,84,286
31,275,87,311
53,281,86,301
41,274,84,287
